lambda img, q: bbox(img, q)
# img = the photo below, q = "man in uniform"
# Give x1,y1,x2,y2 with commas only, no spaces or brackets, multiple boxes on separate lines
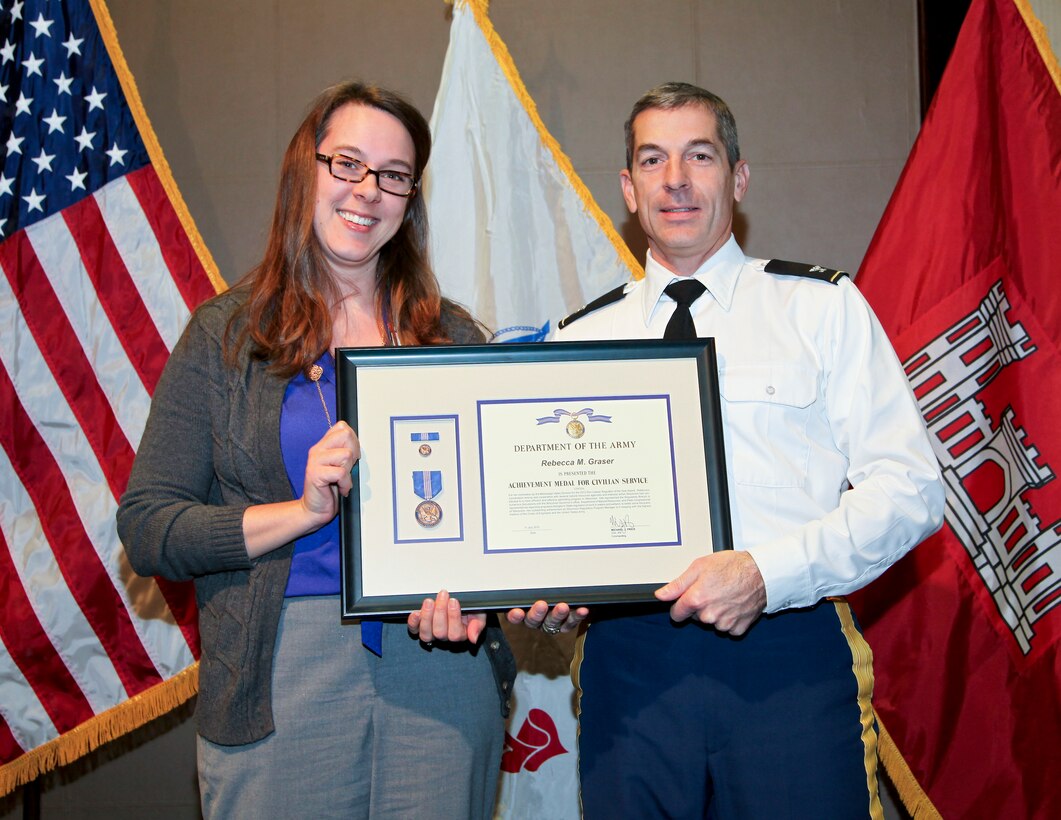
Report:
517,82,945,818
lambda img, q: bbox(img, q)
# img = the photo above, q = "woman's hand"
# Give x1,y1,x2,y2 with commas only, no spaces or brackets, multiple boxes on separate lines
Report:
507,601,588,636
300,420,360,527
407,589,488,645
242,421,360,559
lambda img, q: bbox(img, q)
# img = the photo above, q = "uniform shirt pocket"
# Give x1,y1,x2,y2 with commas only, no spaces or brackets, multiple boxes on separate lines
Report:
719,364,819,488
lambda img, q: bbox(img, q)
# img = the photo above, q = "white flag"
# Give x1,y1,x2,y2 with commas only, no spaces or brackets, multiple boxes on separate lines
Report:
424,2,641,816
425,0,640,342
495,649,581,820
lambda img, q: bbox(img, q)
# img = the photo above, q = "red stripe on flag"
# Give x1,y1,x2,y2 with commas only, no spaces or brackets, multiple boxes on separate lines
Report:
938,412,974,443
924,393,959,423
1004,524,1028,553
124,166,217,311
947,428,985,459
975,360,1001,386
1021,564,1053,594
912,371,944,399
0,235,135,502
947,316,981,343
960,336,994,365
904,352,929,375
62,196,169,395
0,525,94,735
0,715,24,768
0,363,163,696
1033,585,1061,615
153,577,200,660
1012,544,1037,572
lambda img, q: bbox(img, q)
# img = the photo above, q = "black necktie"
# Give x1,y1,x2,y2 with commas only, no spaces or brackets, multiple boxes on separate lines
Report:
663,279,707,339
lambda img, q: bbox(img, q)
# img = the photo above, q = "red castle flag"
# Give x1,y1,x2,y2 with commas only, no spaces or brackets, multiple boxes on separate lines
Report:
850,0,1061,816
0,0,216,794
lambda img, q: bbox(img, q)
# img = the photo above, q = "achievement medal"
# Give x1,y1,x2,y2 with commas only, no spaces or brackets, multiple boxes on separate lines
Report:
412,470,443,528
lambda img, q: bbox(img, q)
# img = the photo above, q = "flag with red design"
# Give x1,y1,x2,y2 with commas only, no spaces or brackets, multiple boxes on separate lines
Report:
0,0,216,794
494,666,579,818
849,0,1061,816
502,707,569,774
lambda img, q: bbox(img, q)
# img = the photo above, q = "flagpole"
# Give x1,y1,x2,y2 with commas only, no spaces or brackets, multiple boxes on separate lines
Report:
21,777,39,820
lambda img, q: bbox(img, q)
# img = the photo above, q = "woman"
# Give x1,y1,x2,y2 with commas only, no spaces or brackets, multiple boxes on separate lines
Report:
117,81,514,819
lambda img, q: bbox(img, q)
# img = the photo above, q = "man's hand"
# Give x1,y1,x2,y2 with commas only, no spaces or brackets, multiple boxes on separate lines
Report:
654,551,767,635
507,601,588,635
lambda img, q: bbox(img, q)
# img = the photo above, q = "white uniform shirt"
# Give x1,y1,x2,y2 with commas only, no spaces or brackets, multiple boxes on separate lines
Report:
551,236,944,612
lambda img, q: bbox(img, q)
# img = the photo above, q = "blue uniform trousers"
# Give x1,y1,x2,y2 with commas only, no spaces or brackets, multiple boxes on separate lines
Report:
575,601,882,819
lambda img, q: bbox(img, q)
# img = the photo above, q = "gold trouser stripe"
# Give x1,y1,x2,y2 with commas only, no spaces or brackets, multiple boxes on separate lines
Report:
571,625,588,818
831,598,884,820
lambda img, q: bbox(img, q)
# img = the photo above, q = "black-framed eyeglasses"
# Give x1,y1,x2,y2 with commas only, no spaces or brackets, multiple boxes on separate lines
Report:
315,152,419,197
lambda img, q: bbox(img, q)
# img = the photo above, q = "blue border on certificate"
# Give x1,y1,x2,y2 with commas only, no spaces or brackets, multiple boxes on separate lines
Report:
477,395,681,554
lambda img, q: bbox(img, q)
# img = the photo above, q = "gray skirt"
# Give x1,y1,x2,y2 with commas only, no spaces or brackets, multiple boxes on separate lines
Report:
197,596,505,819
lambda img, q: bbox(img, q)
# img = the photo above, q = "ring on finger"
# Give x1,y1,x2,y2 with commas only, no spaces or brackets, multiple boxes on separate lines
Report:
541,622,561,635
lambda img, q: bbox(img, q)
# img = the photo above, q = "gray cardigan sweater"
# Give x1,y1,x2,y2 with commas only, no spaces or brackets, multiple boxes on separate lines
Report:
117,289,515,745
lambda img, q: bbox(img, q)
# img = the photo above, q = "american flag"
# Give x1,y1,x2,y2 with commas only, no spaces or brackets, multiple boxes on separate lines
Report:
0,0,215,793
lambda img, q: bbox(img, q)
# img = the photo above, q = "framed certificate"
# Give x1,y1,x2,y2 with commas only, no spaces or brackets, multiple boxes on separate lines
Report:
337,339,731,617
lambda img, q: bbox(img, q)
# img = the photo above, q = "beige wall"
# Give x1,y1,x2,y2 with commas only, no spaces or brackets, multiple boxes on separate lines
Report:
106,0,918,285
1,2,919,817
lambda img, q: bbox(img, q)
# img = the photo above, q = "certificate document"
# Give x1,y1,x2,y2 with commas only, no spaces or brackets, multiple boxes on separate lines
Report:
337,339,730,616
479,396,681,553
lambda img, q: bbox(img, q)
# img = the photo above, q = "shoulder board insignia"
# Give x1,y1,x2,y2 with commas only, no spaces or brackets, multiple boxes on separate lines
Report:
558,284,629,329
764,259,849,284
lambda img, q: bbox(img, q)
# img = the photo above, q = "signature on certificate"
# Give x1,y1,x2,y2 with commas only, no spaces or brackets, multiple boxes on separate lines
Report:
609,513,636,535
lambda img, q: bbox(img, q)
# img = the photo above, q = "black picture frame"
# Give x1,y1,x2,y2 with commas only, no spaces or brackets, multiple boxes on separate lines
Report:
337,339,731,617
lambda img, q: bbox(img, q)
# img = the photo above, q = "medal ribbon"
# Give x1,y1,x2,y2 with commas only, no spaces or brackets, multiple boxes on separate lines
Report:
381,292,401,347
535,407,612,425
410,432,440,442
412,470,442,500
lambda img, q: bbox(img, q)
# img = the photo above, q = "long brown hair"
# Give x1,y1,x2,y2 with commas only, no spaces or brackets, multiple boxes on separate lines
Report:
227,81,457,377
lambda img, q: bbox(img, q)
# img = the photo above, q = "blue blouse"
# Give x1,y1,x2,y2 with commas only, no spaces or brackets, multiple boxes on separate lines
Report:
280,352,382,653
281,352,340,596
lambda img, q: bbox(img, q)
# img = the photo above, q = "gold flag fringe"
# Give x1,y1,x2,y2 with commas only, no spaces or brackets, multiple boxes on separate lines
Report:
875,713,942,819
1013,0,1061,95
456,0,644,281
0,663,198,798
88,0,226,296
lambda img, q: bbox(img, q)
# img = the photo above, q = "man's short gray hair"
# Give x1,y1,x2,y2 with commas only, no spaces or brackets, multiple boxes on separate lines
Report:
624,82,741,170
